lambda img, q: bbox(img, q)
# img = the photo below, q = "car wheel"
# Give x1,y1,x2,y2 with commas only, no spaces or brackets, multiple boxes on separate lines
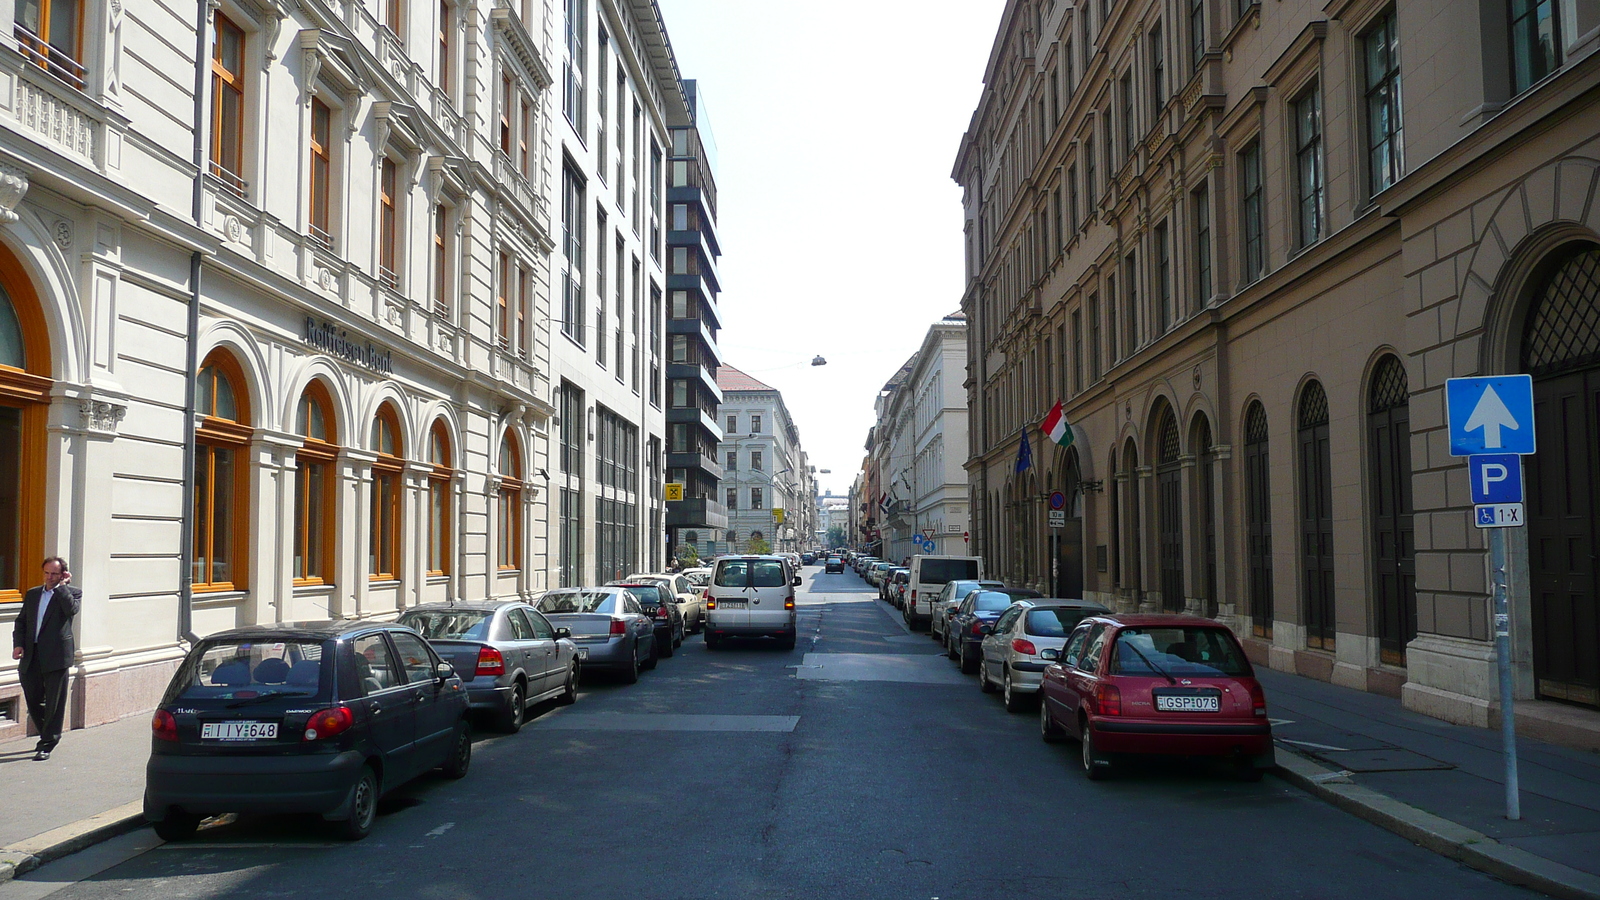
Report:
959,641,978,675
1081,722,1111,780
705,632,721,650
440,723,472,779
152,811,200,842
1040,699,1066,743
558,663,579,705
778,631,797,652
1003,667,1029,713
979,657,998,693
621,642,640,684
1235,760,1265,783
675,623,685,648
658,630,675,658
496,680,526,733
338,765,379,840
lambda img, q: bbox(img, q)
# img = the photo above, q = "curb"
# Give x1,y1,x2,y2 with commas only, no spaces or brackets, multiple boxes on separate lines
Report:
1273,750,1600,900
0,801,146,885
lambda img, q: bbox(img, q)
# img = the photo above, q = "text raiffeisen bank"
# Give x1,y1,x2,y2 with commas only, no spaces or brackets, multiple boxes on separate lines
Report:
303,317,395,375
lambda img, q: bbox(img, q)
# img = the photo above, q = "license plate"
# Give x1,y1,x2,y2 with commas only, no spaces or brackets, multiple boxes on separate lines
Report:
201,721,279,741
1154,694,1220,713
718,601,747,609
576,648,588,660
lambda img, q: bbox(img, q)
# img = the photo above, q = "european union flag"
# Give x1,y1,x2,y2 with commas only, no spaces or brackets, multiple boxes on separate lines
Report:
1015,426,1033,473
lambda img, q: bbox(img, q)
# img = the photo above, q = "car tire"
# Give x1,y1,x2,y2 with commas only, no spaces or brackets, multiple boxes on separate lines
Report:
777,632,797,652
643,636,660,670
946,632,959,660
979,657,998,693
705,632,721,650
440,723,472,779
658,630,675,658
558,663,579,705
1040,700,1066,743
675,623,685,648
621,642,640,684
1003,667,1030,712
1081,722,1111,780
497,680,526,733
959,642,978,675
338,765,379,841
1235,760,1265,783
152,811,200,842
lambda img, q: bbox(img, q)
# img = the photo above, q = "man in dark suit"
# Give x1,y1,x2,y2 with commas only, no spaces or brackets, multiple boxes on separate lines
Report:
11,557,80,761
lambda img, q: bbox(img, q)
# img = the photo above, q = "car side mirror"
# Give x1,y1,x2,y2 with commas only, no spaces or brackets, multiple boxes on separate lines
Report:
1039,648,1060,661
978,624,993,635
554,627,572,639
434,661,455,682
792,576,802,586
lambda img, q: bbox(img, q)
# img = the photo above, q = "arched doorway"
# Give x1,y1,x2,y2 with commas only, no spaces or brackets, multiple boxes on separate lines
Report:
1155,408,1184,613
1523,243,1600,708
1299,381,1335,650
1368,355,1415,666
0,249,50,603
1054,449,1084,599
1243,401,1273,638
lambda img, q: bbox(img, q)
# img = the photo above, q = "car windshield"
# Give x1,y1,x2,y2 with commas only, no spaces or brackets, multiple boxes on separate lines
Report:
1109,627,1252,677
398,609,492,640
169,638,332,703
537,591,619,614
1026,608,1096,637
970,591,1015,613
919,559,979,584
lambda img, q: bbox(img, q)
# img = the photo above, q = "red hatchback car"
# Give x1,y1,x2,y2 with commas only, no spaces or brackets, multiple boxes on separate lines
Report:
1038,614,1274,780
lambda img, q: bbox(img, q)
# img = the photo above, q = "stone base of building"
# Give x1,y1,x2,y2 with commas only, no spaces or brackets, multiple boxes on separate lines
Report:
1401,633,1499,727
0,646,185,739
1241,627,1410,701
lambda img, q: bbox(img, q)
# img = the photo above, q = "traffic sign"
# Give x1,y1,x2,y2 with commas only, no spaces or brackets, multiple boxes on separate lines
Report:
1048,509,1066,529
1447,375,1536,456
1469,454,1523,505
1475,504,1525,528
1048,491,1066,511
912,533,925,544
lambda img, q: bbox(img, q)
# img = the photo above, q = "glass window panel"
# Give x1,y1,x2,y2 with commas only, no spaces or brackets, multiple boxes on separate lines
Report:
0,406,20,589
212,446,234,582
0,286,25,369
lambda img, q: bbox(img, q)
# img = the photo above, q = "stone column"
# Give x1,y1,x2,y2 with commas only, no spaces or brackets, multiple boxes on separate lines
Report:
340,449,377,619
402,460,431,611
1135,465,1157,614
1178,453,1201,616
250,429,304,625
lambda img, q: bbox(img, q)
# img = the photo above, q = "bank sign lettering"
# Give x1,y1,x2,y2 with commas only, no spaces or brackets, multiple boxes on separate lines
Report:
304,318,395,375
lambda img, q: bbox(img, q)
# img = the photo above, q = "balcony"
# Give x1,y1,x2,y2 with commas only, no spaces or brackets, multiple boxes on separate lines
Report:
668,360,722,402
668,450,724,482
667,265,721,301
668,318,721,366
666,405,722,441
666,496,729,531
668,185,721,251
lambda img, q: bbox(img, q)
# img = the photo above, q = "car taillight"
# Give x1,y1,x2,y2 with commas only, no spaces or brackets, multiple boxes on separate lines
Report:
476,646,505,676
970,621,985,635
302,706,354,741
1247,680,1267,716
654,605,668,619
910,590,917,601
706,597,717,610
152,709,179,742
610,619,628,635
784,596,795,610
1094,683,1122,716
1012,638,1038,656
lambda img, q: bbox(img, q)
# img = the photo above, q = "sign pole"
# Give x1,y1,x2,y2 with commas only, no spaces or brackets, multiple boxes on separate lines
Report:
1490,526,1521,820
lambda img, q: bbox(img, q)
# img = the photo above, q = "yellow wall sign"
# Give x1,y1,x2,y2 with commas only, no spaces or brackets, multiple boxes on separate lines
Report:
772,507,786,523
664,483,684,502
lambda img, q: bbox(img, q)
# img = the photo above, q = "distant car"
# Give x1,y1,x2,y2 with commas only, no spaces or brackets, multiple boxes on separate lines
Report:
880,567,909,604
824,557,845,574
1038,615,1274,781
628,572,705,633
977,600,1110,712
610,581,685,658
682,567,712,590
398,601,580,733
144,620,472,842
930,579,1006,644
868,562,895,586
535,587,658,683
948,588,1043,673
802,553,816,566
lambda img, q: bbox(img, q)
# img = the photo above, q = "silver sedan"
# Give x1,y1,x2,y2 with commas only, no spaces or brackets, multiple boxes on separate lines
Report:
978,599,1110,712
535,587,658,684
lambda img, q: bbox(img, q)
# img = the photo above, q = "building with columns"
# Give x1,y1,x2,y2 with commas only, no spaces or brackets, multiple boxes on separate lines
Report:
712,364,815,557
957,0,1600,740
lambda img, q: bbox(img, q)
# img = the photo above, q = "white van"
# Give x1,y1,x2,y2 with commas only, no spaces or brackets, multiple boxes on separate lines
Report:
904,555,985,629
704,555,800,651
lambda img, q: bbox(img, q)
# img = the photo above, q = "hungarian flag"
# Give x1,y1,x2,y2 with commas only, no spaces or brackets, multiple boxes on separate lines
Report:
1040,401,1074,448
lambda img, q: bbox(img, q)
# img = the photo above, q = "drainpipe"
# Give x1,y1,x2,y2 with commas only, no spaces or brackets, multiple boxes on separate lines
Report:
178,0,211,643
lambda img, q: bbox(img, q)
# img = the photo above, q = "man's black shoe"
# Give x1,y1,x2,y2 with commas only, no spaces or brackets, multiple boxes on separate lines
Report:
32,749,50,761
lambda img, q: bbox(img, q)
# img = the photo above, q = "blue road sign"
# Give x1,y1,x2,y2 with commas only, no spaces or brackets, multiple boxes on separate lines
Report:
1447,375,1536,456
1469,454,1524,505
1475,504,1525,528
912,534,925,544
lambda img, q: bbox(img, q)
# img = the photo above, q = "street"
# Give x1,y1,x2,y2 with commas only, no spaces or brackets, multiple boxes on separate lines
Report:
3,570,1543,900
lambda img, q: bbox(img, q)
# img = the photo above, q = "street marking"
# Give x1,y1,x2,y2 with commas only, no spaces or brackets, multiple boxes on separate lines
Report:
1279,738,1353,752
1268,718,1296,726
425,822,455,838
530,714,800,732
794,653,969,685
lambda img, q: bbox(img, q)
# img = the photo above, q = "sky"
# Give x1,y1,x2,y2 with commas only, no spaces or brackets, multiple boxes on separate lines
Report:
652,0,1004,499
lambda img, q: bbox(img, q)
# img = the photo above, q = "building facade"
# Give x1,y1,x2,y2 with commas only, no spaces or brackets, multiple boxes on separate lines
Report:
957,0,1600,736
712,365,814,556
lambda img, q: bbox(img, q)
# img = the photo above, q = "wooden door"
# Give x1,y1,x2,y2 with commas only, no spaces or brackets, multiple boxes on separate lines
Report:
1368,357,1416,666
1244,403,1273,637
1299,383,1335,650
1157,414,1184,612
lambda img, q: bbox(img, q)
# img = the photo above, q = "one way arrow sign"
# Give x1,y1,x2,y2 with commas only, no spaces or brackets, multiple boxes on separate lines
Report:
1447,375,1537,457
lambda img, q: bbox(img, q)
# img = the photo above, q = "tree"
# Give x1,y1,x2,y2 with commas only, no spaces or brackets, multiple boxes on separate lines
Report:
746,536,772,555
678,544,700,567
826,525,847,549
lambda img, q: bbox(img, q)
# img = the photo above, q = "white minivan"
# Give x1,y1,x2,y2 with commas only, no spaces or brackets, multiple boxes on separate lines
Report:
704,555,801,651
903,555,985,629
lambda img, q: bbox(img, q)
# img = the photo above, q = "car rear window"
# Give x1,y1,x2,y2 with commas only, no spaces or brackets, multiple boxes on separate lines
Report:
537,591,619,614
619,585,663,605
970,591,1015,612
1109,627,1251,677
918,559,979,584
715,560,750,586
1026,608,1097,636
169,639,332,703
398,609,492,640
752,560,787,587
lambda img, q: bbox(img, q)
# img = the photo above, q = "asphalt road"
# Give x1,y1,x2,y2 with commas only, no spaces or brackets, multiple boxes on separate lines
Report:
3,568,1543,900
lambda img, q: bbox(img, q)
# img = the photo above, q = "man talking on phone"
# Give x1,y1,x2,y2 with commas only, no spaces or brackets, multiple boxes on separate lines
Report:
12,557,80,761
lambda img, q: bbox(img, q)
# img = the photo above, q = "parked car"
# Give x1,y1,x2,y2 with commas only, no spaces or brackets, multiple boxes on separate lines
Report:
704,555,800,650
904,555,984,630
610,581,685,657
824,557,845,574
682,567,712,590
890,569,912,608
947,588,1043,673
869,562,896,586
144,620,472,842
879,567,908,603
978,599,1110,712
398,602,579,733
1038,615,1275,781
628,572,705,633
930,579,1006,644
535,587,658,683
802,553,816,566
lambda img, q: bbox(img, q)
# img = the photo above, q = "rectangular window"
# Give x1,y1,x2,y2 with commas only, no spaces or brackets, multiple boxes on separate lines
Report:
615,234,626,382
1193,184,1212,306
369,466,400,579
562,0,586,132
562,163,586,344
1240,140,1264,282
1089,293,1101,379
751,487,763,510
1120,70,1135,159
432,203,449,317
1107,274,1118,362
1085,137,1096,212
727,487,737,510
596,30,608,177
726,451,736,471
517,265,529,357
1190,0,1205,72
378,158,398,288
500,72,513,155
1155,222,1170,331
1511,0,1562,93
1067,163,1079,234
438,0,451,94
308,99,333,245
496,252,511,350
752,414,763,433
726,414,737,433
1123,253,1138,356
596,208,608,366
384,0,403,39
1362,11,1403,196
1295,85,1324,248
1072,309,1083,392
1150,25,1164,119
520,96,532,176
14,0,85,89
751,450,763,472
210,12,246,196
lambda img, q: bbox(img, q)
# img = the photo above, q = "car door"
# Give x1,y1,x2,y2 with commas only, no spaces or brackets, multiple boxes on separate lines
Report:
499,607,538,687
517,608,557,696
748,558,789,630
622,596,652,658
1068,625,1111,736
983,606,1023,681
1042,624,1093,724
351,632,417,784
389,630,457,767
526,609,567,692
712,560,751,628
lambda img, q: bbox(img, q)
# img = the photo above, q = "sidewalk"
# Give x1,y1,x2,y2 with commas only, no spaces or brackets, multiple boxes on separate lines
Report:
1262,668,1600,899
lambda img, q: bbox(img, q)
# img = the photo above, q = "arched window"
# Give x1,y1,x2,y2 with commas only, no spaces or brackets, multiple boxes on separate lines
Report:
427,420,452,576
0,267,50,603
1155,408,1184,613
498,431,523,571
369,403,403,581
293,381,338,584
1368,355,1414,665
194,350,252,590
1298,381,1334,650
1244,401,1273,637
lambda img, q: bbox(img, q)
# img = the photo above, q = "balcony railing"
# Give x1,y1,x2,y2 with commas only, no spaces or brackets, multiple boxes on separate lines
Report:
15,24,85,91
209,161,249,200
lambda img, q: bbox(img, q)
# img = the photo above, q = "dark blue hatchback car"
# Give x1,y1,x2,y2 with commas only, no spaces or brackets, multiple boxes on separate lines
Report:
144,620,471,841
